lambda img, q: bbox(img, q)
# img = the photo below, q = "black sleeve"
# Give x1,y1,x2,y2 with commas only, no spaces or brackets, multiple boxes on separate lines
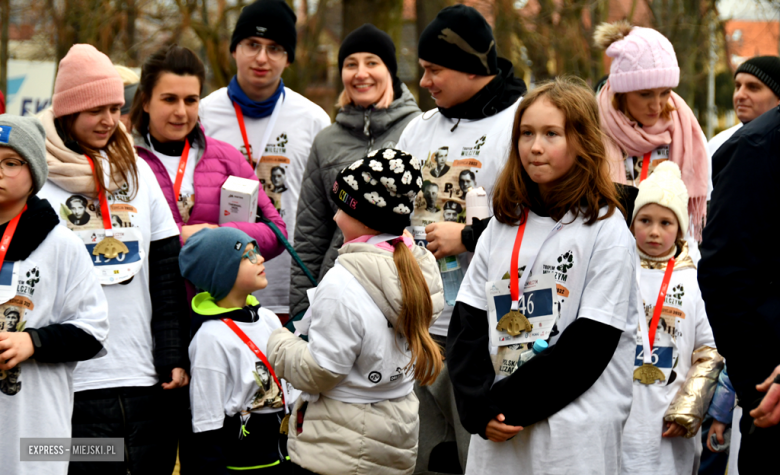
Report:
25,325,103,363
461,217,491,253
699,110,780,404
190,428,229,475
148,235,190,382
489,318,622,428
446,302,502,438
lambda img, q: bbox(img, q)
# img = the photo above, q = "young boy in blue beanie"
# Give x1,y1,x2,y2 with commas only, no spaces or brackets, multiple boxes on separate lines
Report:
180,227,295,474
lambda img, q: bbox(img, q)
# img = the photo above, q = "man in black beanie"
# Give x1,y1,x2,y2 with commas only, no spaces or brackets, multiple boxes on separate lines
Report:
396,4,527,473
200,0,330,324
707,56,780,192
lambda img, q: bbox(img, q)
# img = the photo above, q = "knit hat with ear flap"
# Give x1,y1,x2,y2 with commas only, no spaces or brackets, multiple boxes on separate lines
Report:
52,44,125,118
331,148,423,236
594,21,679,93
631,161,689,236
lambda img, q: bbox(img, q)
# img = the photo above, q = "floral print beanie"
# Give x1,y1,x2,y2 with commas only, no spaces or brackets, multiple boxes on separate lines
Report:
331,148,423,235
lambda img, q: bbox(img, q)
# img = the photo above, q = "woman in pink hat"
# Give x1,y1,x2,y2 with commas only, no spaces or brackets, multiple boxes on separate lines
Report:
594,22,709,254
36,44,186,475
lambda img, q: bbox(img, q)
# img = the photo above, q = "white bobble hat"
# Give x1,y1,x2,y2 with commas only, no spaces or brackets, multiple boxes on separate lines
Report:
631,161,689,235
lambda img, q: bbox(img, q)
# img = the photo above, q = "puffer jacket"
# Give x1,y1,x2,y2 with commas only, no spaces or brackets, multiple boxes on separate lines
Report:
134,127,287,259
268,240,443,475
290,85,421,317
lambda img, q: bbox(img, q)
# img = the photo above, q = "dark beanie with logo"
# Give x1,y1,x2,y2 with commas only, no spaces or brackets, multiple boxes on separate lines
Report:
331,149,423,236
735,55,780,99
418,4,498,76
338,24,398,78
230,0,297,63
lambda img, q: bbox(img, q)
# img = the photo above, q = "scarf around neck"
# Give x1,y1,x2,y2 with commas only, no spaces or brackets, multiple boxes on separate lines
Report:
598,81,709,240
227,76,286,119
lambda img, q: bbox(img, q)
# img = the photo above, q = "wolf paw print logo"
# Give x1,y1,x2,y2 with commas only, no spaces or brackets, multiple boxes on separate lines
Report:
556,251,573,274
671,284,685,301
25,267,40,295
368,371,382,384
474,135,486,150
276,133,288,148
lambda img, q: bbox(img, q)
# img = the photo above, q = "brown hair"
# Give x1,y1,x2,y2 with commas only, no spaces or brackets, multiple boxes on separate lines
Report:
493,76,623,225
130,44,206,136
392,241,442,386
612,92,675,123
56,113,138,199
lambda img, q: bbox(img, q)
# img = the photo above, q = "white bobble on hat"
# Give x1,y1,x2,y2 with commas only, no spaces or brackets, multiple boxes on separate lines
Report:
631,161,689,235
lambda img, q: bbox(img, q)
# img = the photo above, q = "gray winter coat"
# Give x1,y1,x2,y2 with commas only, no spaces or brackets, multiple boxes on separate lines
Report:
290,84,421,316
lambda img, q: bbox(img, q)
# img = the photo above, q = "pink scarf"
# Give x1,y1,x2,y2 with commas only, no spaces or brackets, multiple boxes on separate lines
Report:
598,81,708,240
345,234,414,252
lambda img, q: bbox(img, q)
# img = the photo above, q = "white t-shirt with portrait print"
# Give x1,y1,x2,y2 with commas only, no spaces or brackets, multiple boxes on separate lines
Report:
455,208,641,475
199,87,331,315
0,225,108,475
189,306,296,433
150,143,198,223
396,100,521,336
622,265,717,475
38,158,180,392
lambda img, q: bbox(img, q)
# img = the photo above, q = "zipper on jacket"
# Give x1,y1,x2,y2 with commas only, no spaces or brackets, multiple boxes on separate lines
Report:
118,394,131,474
363,108,375,151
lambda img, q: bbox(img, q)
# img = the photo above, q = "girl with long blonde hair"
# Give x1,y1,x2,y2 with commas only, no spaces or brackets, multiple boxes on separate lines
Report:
448,77,642,474
268,148,443,475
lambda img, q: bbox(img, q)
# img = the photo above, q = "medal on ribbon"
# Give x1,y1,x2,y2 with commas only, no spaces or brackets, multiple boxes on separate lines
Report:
634,257,675,385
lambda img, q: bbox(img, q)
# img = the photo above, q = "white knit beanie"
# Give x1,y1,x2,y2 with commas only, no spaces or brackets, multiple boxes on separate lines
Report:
631,161,689,235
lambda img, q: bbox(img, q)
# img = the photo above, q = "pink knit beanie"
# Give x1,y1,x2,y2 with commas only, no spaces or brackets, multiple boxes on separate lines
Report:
599,25,680,93
52,44,125,118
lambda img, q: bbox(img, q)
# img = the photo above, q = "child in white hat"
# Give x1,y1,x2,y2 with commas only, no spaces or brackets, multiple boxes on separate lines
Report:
623,160,723,474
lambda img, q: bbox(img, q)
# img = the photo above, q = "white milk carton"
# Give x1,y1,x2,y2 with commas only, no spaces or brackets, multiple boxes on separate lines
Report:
219,176,259,224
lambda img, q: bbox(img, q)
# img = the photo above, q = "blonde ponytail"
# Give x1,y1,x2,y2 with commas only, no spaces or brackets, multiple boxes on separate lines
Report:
393,242,442,386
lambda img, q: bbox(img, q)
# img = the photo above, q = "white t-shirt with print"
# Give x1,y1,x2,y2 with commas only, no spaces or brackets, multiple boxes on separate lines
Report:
306,262,415,404
199,87,331,315
151,144,198,223
189,307,296,433
38,159,180,391
456,208,641,475
396,100,521,336
0,226,108,475
622,265,716,475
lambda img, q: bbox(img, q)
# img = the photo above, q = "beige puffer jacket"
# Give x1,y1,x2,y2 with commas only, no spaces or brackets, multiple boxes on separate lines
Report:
268,241,443,475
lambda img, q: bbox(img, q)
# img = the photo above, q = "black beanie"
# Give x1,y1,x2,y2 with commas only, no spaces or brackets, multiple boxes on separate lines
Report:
418,4,497,76
230,0,297,63
736,56,780,99
339,24,398,79
331,149,423,235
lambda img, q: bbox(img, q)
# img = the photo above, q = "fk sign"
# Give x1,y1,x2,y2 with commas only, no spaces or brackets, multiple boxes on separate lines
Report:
5,60,56,116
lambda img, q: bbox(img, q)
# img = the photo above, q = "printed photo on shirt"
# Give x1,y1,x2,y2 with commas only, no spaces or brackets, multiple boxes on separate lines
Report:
625,147,669,185
412,145,482,227
0,302,28,396
60,193,137,232
251,361,283,410
254,156,291,216
176,194,196,224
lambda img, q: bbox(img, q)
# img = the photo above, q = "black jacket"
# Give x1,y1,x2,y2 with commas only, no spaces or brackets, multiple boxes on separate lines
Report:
699,106,780,408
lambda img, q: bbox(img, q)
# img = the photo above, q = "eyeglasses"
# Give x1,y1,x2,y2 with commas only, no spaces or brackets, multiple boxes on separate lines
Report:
242,248,261,264
238,41,287,61
0,158,28,178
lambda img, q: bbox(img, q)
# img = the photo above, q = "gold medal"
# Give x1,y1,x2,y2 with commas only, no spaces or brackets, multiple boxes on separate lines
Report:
92,236,129,260
496,310,533,336
633,363,666,385
279,413,290,435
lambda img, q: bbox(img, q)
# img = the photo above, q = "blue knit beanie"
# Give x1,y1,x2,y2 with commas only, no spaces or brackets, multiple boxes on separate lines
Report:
179,227,258,301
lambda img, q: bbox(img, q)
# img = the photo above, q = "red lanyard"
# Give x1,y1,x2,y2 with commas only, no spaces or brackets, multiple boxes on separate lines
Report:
647,258,675,351
233,102,253,165
509,209,530,305
0,205,27,263
172,139,191,199
84,154,114,234
222,318,285,407
639,152,652,183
